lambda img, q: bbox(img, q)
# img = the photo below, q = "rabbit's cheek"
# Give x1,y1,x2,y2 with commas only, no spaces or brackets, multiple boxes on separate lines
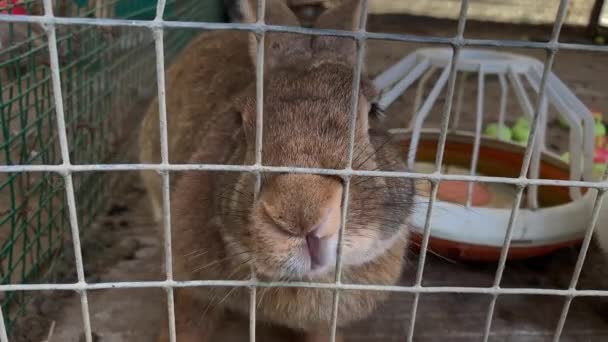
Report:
343,228,405,266
251,224,299,276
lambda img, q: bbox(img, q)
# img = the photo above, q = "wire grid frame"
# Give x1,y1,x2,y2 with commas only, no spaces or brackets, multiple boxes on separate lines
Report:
0,0,224,336
0,0,608,341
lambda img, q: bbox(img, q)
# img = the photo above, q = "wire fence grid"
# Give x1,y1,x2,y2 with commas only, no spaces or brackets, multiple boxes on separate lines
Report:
0,0,224,337
0,0,607,342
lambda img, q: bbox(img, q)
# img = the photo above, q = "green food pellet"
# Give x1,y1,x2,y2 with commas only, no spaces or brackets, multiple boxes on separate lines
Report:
484,123,512,141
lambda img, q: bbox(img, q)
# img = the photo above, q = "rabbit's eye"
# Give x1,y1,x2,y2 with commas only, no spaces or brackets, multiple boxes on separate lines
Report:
369,102,385,121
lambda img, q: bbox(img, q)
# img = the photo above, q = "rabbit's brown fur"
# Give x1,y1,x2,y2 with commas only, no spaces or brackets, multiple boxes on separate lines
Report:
139,1,415,341
138,30,254,221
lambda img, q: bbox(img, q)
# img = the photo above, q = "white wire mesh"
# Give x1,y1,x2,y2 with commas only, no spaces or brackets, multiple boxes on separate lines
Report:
407,2,470,339
0,0,608,341
482,1,572,340
328,2,369,339
0,304,6,342
151,1,178,341
250,0,266,339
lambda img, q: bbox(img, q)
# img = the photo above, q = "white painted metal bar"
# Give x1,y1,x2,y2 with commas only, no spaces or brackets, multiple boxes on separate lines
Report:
523,68,572,205
378,60,431,111
254,0,266,170
406,182,440,342
481,187,525,342
2,13,607,53
330,3,369,341
506,68,541,208
552,190,607,342
407,1,470,340
466,67,485,208
152,0,177,340
508,69,535,122
41,0,94,341
481,1,571,340
373,52,418,90
524,68,584,199
497,74,508,138
451,71,467,131
406,66,450,169
1,163,607,189
520,67,550,209
0,306,8,342
250,0,267,339
536,66,596,182
527,97,548,210
518,0,569,179
1,279,608,296
410,64,435,117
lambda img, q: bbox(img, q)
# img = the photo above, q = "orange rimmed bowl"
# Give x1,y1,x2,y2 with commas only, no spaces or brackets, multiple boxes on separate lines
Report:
395,130,598,262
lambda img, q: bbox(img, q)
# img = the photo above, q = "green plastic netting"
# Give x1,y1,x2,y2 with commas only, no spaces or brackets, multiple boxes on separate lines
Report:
0,0,225,335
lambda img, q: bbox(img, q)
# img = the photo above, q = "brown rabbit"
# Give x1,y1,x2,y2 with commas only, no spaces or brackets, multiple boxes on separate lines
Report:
138,0,415,341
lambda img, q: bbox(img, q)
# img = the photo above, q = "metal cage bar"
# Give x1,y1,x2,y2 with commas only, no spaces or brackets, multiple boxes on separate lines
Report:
1,14,608,53
0,279,607,295
251,1,267,340
552,189,607,342
151,1,178,341
465,67,485,208
1,163,607,189
482,1,571,340
329,2,369,340
36,1,95,341
451,71,468,131
407,1,470,340
0,304,7,342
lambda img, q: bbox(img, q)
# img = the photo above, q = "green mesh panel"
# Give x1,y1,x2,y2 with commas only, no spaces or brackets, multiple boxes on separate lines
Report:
0,0,225,335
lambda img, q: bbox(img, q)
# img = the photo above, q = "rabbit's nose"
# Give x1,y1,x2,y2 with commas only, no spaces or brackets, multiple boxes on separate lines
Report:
306,233,334,270
306,209,339,270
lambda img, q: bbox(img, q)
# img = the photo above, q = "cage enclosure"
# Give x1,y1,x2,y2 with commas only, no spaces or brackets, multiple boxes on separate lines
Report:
1,0,608,341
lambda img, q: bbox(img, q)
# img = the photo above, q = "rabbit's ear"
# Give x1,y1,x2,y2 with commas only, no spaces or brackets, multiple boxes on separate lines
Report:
239,0,312,71
311,0,365,65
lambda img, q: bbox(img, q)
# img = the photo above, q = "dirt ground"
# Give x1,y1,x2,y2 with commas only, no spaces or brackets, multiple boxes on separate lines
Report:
8,13,608,342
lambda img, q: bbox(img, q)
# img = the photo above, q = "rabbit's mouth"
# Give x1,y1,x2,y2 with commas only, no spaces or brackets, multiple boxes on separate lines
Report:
250,234,339,281
289,234,340,279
